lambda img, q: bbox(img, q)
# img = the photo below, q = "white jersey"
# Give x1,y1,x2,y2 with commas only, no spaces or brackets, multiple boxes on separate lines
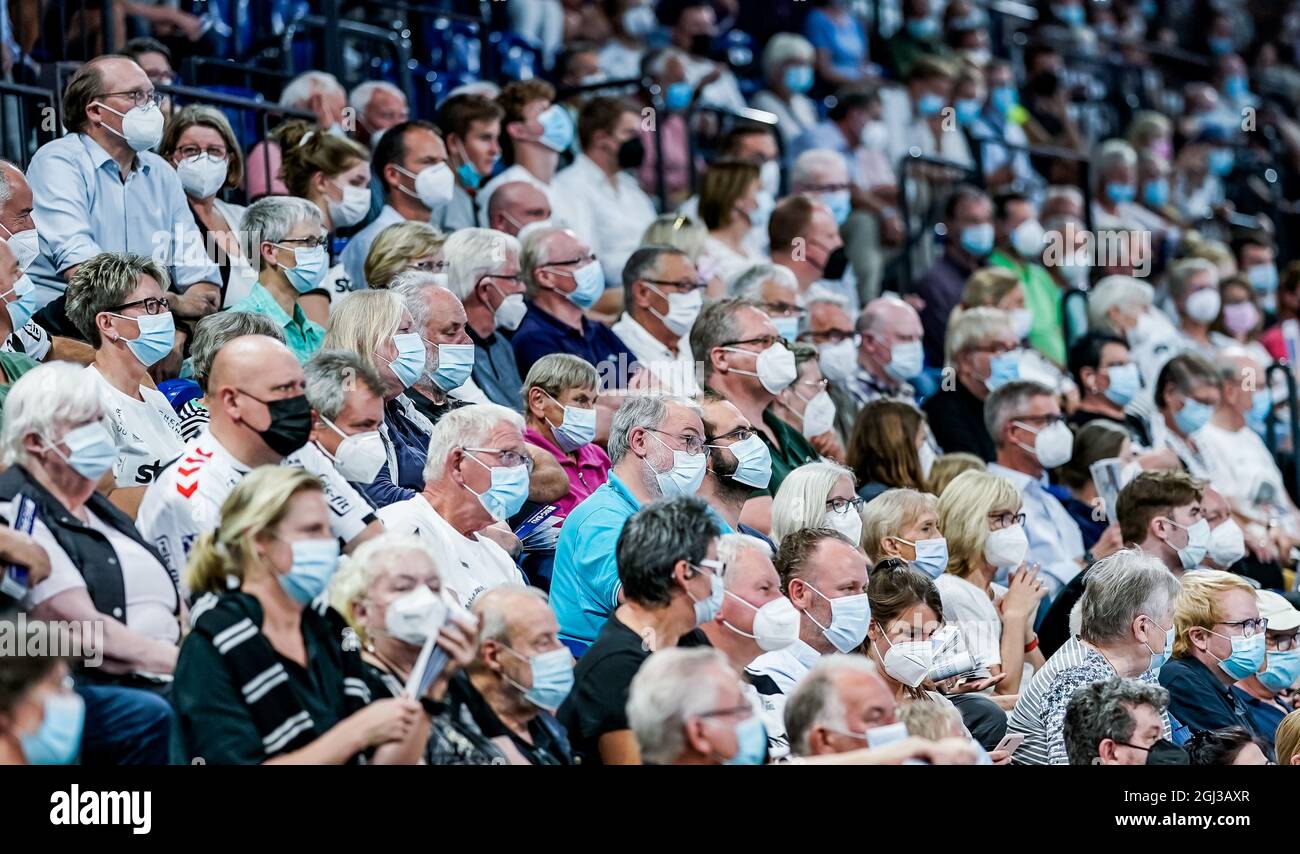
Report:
87,365,186,488
3,320,52,360
136,431,379,590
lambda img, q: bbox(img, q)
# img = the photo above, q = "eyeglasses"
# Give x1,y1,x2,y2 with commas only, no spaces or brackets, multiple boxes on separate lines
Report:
108,296,170,315
1011,413,1067,428
988,511,1026,530
643,277,705,293
177,144,228,161
1270,632,1299,652
647,428,705,455
687,558,725,578
705,427,756,446
463,446,536,473
696,704,753,721
410,258,447,272
273,236,329,250
763,301,807,318
802,329,857,345
720,335,787,351
542,254,598,269
797,378,829,393
1217,617,1269,638
478,273,522,288
98,89,163,108
826,496,865,515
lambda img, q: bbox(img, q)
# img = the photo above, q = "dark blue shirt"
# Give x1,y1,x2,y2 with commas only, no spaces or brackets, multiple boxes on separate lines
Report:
468,325,524,411
358,398,429,509
1234,687,1287,749
1158,656,1266,742
1047,485,1107,551
511,303,635,390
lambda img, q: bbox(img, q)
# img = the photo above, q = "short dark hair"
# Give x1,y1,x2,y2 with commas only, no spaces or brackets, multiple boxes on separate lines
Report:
944,184,988,221
1232,231,1274,260
719,121,777,156
1058,420,1129,491
120,37,171,63
1154,352,1219,411
768,194,817,254
1067,331,1128,389
865,564,944,655
1116,471,1205,545
993,190,1030,222
775,527,853,593
622,244,688,308
1062,676,1170,765
577,95,635,151
435,94,504,141
371,119,441,189
62,56,111,135
1184,726,1266,765
615,496,719,608
827,86,878,122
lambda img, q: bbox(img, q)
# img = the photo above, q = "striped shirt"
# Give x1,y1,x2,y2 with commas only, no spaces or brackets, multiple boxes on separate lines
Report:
1006,636,1169,765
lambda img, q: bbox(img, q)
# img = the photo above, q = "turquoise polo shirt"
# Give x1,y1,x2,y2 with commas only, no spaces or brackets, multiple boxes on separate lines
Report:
550,473,641,649
230,282,324,364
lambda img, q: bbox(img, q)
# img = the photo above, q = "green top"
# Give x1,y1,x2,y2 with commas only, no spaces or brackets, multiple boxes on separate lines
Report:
761,406,820,495
230,282,324,364
0,350,39,431
989,249,1066,366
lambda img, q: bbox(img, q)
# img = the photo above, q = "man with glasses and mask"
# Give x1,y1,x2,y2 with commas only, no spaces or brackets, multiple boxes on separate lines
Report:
1063,677,1186,765
696,394,775,544
28,56,220,325
138,335,378,586
611,245,704,397
1234,590,1300,748
550,394,706,654
441,228,526,410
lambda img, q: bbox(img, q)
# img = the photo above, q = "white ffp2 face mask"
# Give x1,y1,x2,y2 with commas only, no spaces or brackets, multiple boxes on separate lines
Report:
1208,518,1246,568
722,591,801,652
879,632,935,688
1014,419,1074,469
983,523,1028,569
176,154,228,199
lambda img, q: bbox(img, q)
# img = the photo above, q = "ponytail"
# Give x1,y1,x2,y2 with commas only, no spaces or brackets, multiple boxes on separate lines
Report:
275,119,369,198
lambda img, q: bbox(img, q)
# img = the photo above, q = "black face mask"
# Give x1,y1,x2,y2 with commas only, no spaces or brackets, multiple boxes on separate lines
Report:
1142,739,1190,765
690,33,715,59
242,391,313,457
819,246,849,281
618,135,645,170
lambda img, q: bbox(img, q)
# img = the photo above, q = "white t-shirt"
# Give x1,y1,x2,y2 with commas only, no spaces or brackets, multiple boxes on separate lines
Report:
1195,421,1290,512
13,503,179,645
552,154,657,285
376,494,525,608
87,365,186,488
934,573,1007,669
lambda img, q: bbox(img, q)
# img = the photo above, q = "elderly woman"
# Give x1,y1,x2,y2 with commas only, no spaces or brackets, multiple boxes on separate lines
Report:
1090,139,1174,244
233,196,329,364
364,221,447,290
0,363,181,684
861,488,948,578
770,341,845,463
65,253,184,510
0,616,83,765
1152,352,1221,480
323,289,429,508
848,399,929,503
751,34,819,154
175,311,286,440
700,161,765,287
960,267,1074,402
522,354,611,521
174,467,422,764
770,461,862,548
160,105,250,304
276,119,372,312
936,468,1047,696
1005,549,1179,765
922,307,1019,462
1211,274,1274,370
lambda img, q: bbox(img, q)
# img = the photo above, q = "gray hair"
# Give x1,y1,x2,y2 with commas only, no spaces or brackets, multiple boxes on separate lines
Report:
1088,275,1153,334
0,160,21,212
732,263,798,300
1167,257,1219,302
716,533,773,587
348,80,405,117
790,148,848,191
473,585,550,646
761,32,815,81
423,402,525,484
65,251,172,348
770,461,856,546
190,311,285,393
388,270,449,332
622,244,688,310
1080,549,1181,644
1,361,105,468
1093,138,1138,184
240,195,324,273
784,654,880,757
689,297,759,380
857,295,911,335
607,394,699,464
983,380,1055,446
944,306,1010,366
626,647,731,765
1044,184,1085,212
280,70,345,110
519,225,569,299
523,353,599,400
1062,676,1170,765
441,228,521,303
328,533,437,634
304,349,386,422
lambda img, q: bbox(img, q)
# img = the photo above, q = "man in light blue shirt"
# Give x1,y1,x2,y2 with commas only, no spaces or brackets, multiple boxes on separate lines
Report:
550,393,705,655
985,380,1086,598
27,56,219,319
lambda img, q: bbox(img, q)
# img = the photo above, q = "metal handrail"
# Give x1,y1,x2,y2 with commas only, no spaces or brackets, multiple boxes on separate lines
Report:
294,13,416,104
0,81,62,169
895,150,981,295
1265,362,1300,504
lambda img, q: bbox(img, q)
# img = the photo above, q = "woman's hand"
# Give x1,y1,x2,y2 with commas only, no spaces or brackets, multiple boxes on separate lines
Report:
999,564,1047,621
429,619,479,701
938,672,1007,695
351,697,422,749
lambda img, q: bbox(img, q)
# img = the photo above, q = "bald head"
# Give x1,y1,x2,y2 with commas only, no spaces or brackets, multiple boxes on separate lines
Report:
858,295,920,336
209,335,300,392
208,335,307,460
488,181,551,236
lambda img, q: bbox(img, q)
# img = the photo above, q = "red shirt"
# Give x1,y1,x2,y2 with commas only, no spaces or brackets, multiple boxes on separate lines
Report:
523,426,612,518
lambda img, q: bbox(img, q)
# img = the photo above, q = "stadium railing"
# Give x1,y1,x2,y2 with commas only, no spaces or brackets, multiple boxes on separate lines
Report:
0,81,63,170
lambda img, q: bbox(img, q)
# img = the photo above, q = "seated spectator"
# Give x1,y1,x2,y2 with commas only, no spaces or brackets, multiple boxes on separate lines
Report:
732,263,802,345
832,297,925,436
322,289,429,506
915,186,994,367
66,253,184,508
522,354,611,522
935,469,1046,695
860,488,946,580
485,181,553,237
663,1,747,113
342,121,453,290
348,80,410,149
175,311,286,441
751,33,819,153
0,243,39,428
0,615,84,765
1165,258,1222,362
598,0,655,81
770,342,845,464
696,394,774,539
433,94,503,233
1007,550,1179,765
806,0,873,83
749,527,870,692
1184,727,1271,765
159,105,251,306
301,351,391,520
1233,232,1278,317
1062,677,1183,765
770,461,861,548
120,36,175,97
1050,420,1132,551
442,228,527,410
376,403,529,607
551,394,705,651
635,48,696,206
232,197,328,363
958,267,1073,401
478,81,574,232
627,646,766,765
386,270,481,422
847,399,929,504
1278,709,1300,766
768,195,852,310
984,380,1086,595
1066,332,1151,447
1152,352,1220,480
885,0,948,79
801,296,859,416
1160,570,1271,743
970,60,1041,193
987,192,1065,366
610,245,704,396
174,467,421,764
246,71,347,199
512,226,634,382
1213,274,1273,369
557,495,722,765
698,160,765,288
923,307,1019,462
926,451,986,497
364,222,446,292
0,160,54,361
1234,590,1300,743
1087,275,1176,382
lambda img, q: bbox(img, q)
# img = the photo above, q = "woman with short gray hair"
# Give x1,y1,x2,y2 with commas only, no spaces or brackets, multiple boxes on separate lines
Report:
1004,548,1180,765
522,354,610,520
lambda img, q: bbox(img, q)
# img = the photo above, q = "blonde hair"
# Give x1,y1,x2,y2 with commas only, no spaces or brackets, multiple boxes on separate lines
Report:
927,452,985,497
160,104,245,188
186,467,324,595
322,289,406,374
275,119,370,199
328,534,440,645
937,469,1020,579
364,221,445,289
860,488,938,562
961,267,1021,310
1171,569,1257,658
1277,709,1300,766
770,461,856,547
944,306,1011,366
900,697,964,740
640,213,708,262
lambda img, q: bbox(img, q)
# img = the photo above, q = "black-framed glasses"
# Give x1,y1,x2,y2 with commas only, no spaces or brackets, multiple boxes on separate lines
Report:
643,277,705,293
478,273,522,288
98,89,163,108
705,427,756,446
177,144,228,160
1217,617,1269,638
411,258,447,272
721,335,787,351
687,558,725,578
463,446,535,473
988,511,1026,530
1270,632,1299,652
273,236,328,250
541,254,598,269
108,296,170,315
826,496,865,515
647,428,705,456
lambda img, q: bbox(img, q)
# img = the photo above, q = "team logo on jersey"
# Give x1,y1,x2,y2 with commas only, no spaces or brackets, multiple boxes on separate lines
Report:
174,446,215,498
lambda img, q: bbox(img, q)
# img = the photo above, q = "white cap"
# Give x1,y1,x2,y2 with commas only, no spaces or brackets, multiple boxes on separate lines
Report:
1255,589,1300,633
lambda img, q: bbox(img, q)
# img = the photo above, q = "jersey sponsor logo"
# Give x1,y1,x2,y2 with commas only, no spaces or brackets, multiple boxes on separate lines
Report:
133,459,168,485
174,446,215,498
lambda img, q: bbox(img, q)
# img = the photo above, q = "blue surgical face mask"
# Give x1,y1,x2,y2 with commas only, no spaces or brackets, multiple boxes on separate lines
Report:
1258,648,1300,693
503,645,575,711
896,536,948,579
906,17,939,40
1223,75,1250,100
535,104,574,152
561,260,605,310
803,583,872,653
885,338,924,382
110,310,176,368
1142,615,1176,674
543,390,597,453
772,315,800,343
1208,148,1235,177
917,92,945,117
385,332,427,389
274,243,328,293
1173,396,1214,435
1208,629,1267,681
464,451,531,521
954,98,981,126
1143,178,1169,208
1248,390,1272,430
665,81,694,112
984,349,1021,391
687,562,725,627
430,342,475,392
821,189,851,226
720,433,772,490
1247,263,1278,295
1106,182,1135,204
5,274,38,330
1103,362,1140,406
278,538,341,606
959,222,994,257
1208,36,1234,56
20,692,85,765
724,713,768,766
783,64,814,94
45,422,116,481
990,85,1018,116
456,160,483,190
